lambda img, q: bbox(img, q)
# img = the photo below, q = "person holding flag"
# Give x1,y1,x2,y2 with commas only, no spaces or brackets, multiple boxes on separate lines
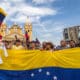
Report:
0,35,8,64
0,8,8,64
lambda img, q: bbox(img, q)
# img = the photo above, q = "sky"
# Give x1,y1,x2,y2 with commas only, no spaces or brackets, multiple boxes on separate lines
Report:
0,0,80,45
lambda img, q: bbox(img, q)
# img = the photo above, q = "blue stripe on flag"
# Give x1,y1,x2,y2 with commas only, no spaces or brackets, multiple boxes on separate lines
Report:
0,67,80,80
0,13,5,25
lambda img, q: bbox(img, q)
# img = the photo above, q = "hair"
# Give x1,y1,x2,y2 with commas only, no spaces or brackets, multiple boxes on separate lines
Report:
42,42,47,49
46,42,54,49
70,40,75,43
16,39,21,43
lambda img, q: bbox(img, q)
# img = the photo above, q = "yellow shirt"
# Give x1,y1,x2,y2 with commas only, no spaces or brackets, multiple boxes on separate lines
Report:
12,45,24,50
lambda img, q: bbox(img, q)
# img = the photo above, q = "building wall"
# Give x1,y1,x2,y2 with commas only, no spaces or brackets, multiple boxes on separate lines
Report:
9,24,23,35
63,26,80,43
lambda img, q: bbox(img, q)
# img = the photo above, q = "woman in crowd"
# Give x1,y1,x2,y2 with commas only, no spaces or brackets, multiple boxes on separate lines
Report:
45,42,55,51
41,42,55,51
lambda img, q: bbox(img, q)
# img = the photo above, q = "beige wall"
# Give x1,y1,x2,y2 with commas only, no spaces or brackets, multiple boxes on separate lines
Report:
63,26,80,43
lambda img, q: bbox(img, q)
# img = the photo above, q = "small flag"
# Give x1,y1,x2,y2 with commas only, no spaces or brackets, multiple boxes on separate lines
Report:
0,8,7,26
25,31,29,41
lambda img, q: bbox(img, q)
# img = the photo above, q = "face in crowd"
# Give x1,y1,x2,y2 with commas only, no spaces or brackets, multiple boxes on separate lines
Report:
46,42,54,50
60,40,67,47
42,42,46,50
15,40,21,47
29,41,36,50
42,42,54,50
69,40,76,48
4,41,9,48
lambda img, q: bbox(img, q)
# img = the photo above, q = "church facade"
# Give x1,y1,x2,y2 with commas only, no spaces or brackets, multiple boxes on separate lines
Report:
0,21,32,41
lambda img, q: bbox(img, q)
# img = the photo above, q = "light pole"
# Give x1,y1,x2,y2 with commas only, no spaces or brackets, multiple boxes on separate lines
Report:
78,32,80,42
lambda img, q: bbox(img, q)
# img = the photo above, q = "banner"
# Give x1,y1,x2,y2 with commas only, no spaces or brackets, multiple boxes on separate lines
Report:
0,48,80,80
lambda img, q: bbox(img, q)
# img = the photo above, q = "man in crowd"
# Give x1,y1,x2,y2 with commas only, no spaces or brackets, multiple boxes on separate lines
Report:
12,39,24,49
69,40,76,48
29,41,36,50
42,42,47,50
3,41,10,49
56,40,69,50
0,35,8,64
35,38,41,49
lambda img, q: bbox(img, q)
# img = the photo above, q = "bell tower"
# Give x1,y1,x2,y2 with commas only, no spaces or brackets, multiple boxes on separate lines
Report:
24,17,32,41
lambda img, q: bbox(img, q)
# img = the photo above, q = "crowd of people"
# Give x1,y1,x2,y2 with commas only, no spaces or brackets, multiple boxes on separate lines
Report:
0,31,80,51
2,39,80,51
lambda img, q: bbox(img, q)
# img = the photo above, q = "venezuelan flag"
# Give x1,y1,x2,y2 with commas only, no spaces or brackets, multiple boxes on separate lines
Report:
0,8,7,26
0,48,80,80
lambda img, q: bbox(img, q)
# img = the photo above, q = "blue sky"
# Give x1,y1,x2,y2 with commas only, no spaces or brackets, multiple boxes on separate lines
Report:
0,0,80,45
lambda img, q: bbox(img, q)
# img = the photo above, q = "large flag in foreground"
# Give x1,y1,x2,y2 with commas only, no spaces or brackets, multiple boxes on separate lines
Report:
0,48,80,80
0,8,7,26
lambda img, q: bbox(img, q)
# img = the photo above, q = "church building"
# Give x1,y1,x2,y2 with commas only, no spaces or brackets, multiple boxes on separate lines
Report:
0,20,32,41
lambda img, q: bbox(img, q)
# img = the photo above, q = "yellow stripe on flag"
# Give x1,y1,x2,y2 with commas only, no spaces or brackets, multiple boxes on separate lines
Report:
0,48,80,70
0,8,7,16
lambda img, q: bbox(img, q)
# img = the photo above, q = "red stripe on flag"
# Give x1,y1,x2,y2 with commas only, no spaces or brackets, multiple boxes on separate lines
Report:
0,22,2,27
0,22,2,26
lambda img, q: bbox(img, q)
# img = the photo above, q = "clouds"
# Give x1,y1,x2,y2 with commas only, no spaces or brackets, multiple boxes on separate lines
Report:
32,20,66,45
0,0,57,23
20,6,56,16
32,0,55,4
